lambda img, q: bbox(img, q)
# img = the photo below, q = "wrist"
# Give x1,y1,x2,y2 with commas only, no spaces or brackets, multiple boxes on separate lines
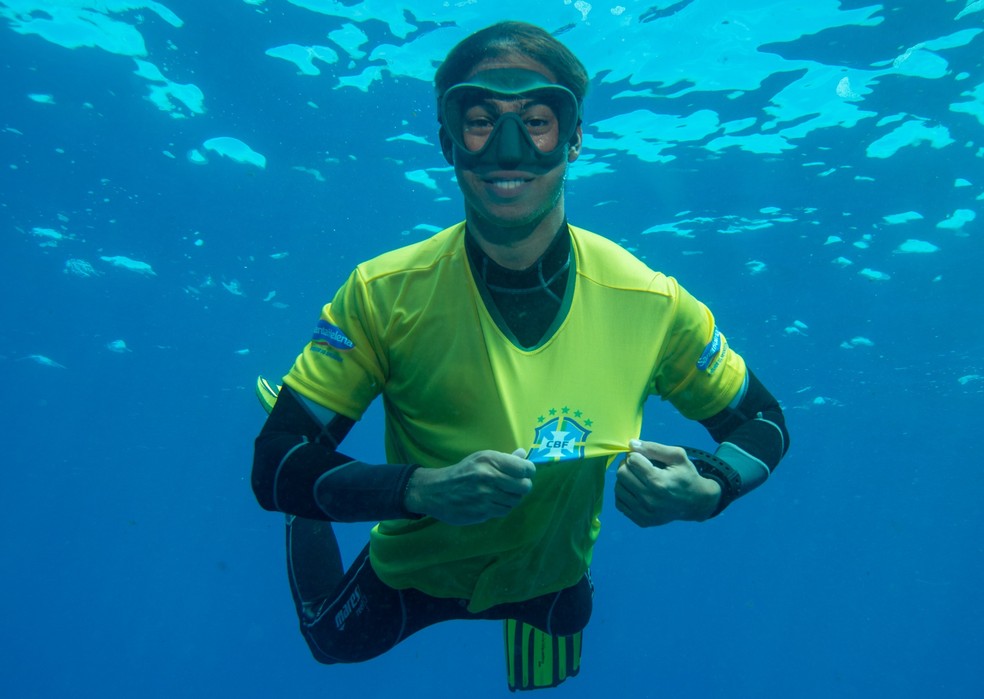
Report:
694,476,722,521
404,466,434,516
685,447,741,517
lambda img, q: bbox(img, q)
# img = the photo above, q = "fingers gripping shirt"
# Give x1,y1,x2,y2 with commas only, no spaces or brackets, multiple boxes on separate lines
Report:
284,224,745,612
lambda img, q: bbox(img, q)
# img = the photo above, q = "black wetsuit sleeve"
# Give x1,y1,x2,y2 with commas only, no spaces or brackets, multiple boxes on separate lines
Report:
700,369,789,466
695,369,790,514
252,386,419,522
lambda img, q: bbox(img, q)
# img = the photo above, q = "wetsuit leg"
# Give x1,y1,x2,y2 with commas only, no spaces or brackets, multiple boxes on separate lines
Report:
285,515,345,661
287,527,594,665
291,542,412,663
399,569,594,637
494,570,593,636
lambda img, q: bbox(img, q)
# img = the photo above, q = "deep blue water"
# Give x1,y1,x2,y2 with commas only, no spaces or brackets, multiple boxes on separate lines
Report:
2,1,982,697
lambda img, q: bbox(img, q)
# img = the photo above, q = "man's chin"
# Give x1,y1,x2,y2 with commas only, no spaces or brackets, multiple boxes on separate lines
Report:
466,208,561,244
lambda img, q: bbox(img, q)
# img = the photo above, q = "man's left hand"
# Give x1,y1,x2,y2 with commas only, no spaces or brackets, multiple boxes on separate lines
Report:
614,440,721,527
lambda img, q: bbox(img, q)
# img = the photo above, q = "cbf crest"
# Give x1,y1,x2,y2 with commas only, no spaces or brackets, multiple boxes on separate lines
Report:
527,408,593,463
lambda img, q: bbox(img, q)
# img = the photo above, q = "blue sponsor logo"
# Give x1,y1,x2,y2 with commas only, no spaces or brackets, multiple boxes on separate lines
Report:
696,327,722,371
312,320,355,351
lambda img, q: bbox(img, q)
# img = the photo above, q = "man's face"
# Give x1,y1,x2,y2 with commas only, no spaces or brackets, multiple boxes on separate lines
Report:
449,55,581,235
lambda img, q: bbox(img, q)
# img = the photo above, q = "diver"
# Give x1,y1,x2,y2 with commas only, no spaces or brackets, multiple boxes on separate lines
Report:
252,20,789,691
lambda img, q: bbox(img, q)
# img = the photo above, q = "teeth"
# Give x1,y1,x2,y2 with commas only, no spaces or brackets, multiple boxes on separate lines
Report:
490,179,525,190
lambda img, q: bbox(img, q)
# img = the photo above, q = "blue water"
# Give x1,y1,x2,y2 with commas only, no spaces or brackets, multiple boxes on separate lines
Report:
2,1,982,697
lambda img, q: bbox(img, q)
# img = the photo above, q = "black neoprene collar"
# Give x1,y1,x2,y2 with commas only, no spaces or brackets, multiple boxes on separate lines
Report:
464,222,572,348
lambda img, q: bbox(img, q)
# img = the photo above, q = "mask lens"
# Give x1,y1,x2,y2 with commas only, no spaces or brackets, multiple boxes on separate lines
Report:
455,90,499,153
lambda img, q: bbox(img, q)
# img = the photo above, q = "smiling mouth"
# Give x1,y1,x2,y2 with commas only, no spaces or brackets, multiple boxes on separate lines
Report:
484,178,531,190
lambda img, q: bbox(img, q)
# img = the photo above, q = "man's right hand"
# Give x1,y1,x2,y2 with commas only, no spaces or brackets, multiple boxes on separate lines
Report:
404,449,536,525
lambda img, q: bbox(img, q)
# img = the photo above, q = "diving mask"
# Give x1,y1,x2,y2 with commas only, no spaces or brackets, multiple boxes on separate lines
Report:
439,68,581,170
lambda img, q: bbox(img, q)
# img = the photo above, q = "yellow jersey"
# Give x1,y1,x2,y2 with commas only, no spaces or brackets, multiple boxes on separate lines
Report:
285,222,745,611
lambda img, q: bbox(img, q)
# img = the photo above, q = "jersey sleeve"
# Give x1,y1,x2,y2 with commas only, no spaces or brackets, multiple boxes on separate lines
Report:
649,280,746,421
283,267,386,420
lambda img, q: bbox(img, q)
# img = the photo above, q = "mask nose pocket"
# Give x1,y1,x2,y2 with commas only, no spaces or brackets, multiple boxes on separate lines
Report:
492,113,529,169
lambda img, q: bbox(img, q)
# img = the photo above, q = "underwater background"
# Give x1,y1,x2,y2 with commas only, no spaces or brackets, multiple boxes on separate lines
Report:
1,1,982,697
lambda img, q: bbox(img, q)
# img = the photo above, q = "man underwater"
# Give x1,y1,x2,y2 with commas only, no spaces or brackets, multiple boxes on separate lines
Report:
252,20,789,691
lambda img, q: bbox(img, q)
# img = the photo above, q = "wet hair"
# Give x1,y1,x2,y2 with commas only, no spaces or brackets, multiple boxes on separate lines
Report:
434,21,589,109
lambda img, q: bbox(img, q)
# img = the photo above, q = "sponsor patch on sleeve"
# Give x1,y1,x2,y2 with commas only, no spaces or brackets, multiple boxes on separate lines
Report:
310,321,355,361
696,327,724,372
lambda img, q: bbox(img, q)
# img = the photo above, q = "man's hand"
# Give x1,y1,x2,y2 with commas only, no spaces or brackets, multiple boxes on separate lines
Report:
615,440,721,527
405,449,536,526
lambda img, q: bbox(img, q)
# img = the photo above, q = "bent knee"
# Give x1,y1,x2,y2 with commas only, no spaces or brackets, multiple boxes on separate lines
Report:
547,576,593,636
